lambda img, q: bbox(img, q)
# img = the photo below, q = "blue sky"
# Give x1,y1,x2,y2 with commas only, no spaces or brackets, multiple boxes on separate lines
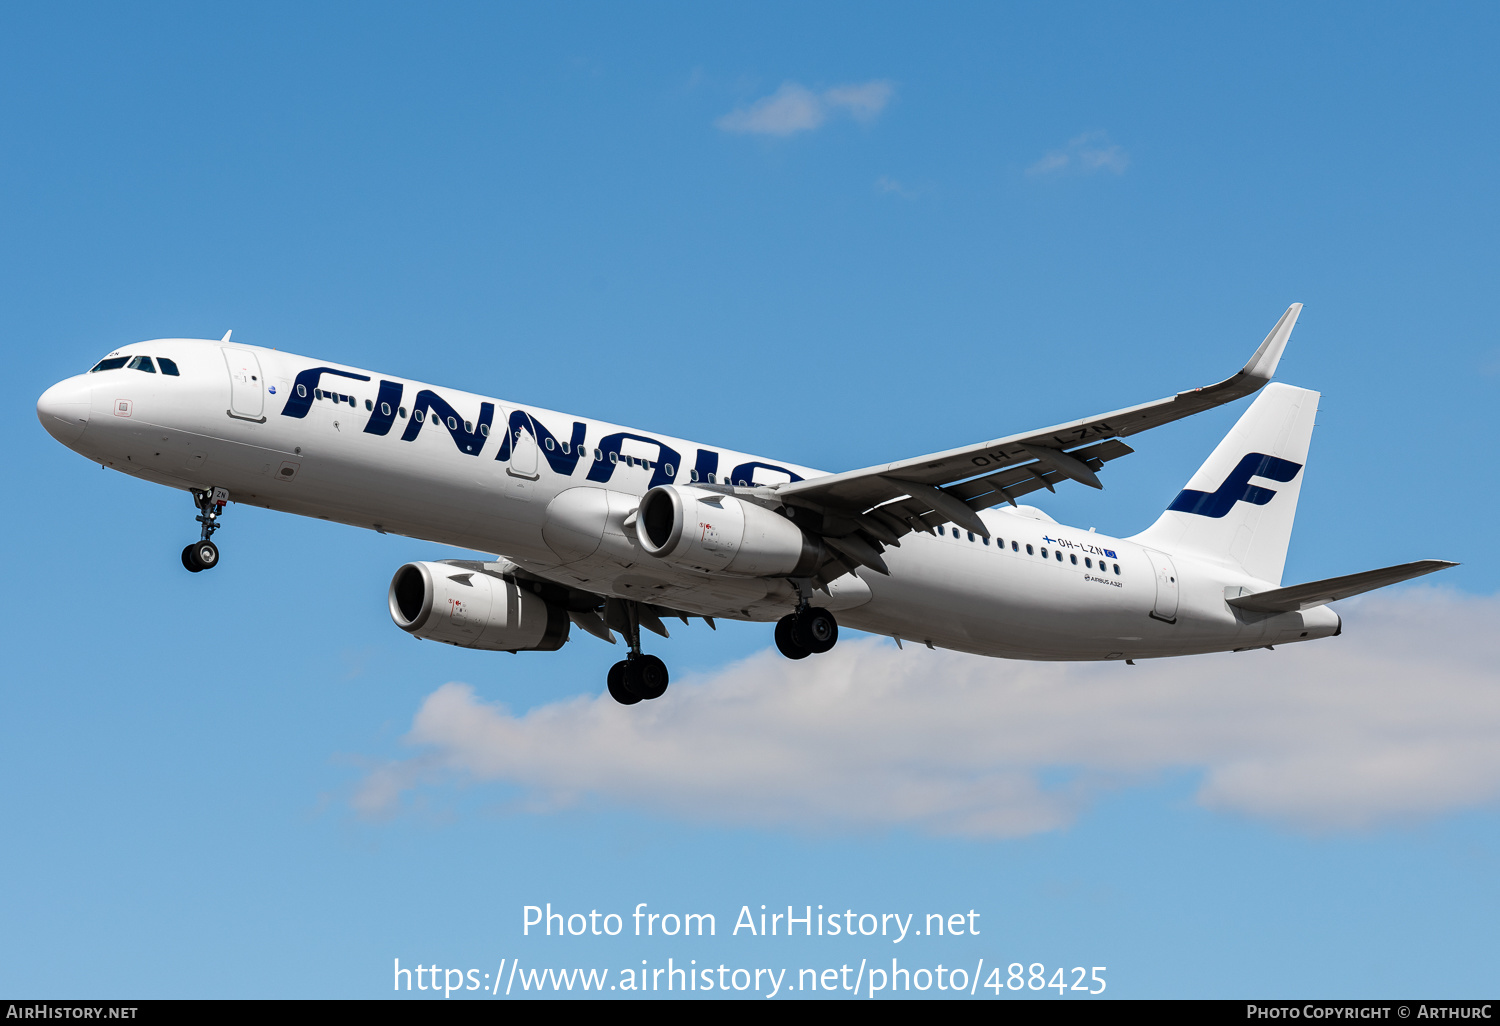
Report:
3,2,1498,998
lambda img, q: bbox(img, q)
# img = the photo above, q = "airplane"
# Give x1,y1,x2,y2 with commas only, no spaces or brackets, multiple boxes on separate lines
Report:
36,304,1454,704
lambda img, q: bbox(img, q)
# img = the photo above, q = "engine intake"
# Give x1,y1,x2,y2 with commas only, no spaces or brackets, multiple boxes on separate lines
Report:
635,485,821,577
388,561,569,651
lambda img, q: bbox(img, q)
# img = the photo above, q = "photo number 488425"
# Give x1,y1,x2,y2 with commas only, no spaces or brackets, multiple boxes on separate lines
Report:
995,964,1107,995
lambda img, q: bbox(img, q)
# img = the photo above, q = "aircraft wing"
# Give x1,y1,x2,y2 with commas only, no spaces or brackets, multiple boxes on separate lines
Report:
1226,560,1458,613
760,305,1302,580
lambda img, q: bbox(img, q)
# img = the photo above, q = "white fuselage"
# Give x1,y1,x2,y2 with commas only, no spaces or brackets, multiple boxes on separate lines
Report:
37,338,1340,661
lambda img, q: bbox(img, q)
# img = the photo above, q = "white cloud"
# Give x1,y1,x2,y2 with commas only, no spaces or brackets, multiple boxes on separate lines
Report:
1027,151,1070,176
822,81,895,123
1028,131,1130,177
716,80,894,137
354,590,1500,837
873,175,916,198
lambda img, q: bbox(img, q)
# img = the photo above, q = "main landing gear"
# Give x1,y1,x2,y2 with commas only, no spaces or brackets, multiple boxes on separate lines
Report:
774,605,839,660
181,487,228,573
606,602,670,705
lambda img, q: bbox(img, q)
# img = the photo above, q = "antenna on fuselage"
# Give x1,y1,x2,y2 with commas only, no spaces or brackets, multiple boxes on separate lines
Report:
220,330,232,343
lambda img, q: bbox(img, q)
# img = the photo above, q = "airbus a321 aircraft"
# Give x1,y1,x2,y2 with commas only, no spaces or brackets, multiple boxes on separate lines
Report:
37,304,1454,704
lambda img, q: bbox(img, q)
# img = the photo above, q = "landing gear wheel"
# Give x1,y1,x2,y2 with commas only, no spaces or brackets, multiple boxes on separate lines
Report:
606,601,670,705
192,540,219,570
625,654,669,700
181,540,219,572
607,661,641,705
775,615,810,659
792,606,838,654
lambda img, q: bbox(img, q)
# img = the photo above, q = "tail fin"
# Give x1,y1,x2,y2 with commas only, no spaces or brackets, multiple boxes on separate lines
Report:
1131,382,1318,585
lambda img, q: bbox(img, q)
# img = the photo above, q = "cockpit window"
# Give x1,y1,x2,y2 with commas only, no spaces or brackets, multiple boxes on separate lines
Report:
128,355,156,373
89,357,129,373
157,357,180,376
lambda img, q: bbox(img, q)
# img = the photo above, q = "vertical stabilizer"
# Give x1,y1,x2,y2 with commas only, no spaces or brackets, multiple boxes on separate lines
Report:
1130,382,1318,585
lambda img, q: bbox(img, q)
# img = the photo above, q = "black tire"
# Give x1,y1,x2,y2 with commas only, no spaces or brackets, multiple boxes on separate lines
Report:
793,607,838,654
181,544,204,573
193,540,219,570
625,654,669,700
607,661,641,705
775,615,810,659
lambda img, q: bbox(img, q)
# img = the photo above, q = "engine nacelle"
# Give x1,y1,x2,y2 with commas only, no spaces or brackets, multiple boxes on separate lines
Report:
634,485,821,577
388,561,570,651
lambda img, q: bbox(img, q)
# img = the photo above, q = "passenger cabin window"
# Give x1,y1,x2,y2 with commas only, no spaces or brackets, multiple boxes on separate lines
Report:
158,357,180,376
1113,563,1121,575
127,356,156,373
1070,554,1078,565
1026,544,1034,555
1012,541,1019,552
365,399,373,411
1056,551,1063,562
90,357,130,372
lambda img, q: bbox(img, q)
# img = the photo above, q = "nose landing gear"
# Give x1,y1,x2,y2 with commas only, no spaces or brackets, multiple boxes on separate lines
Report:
181,487,228,573
181,539,219,572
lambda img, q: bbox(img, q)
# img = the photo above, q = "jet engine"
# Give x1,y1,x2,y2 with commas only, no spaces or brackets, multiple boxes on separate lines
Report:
634,485,822,577
388,561,570,651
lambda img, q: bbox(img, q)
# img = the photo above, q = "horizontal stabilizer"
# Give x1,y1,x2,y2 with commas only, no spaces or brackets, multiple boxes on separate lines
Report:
1226,560,1458,613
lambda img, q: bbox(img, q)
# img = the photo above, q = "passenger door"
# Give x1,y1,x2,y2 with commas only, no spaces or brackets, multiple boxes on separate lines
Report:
222,347,265,421
1144,549,1180,623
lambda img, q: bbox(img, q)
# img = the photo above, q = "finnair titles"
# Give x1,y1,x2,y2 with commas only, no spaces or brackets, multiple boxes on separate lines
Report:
37,305,1454,703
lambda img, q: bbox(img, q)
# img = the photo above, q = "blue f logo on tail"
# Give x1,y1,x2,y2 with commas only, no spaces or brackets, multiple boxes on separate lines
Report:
1167,453,1303,519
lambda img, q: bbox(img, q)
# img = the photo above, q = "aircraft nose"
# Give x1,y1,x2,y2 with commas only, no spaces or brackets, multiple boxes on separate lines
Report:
37,377,92,446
